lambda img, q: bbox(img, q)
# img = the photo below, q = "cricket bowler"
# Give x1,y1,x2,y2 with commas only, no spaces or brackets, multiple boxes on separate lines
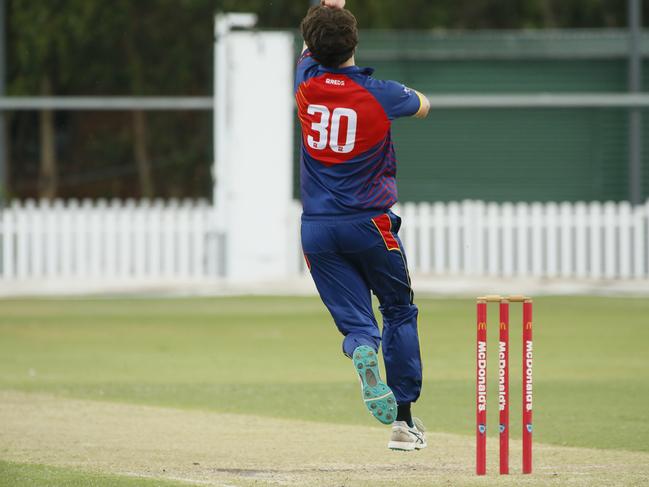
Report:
296,0,431,451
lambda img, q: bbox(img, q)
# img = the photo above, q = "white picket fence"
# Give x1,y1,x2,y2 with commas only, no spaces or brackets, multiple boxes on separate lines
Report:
394,200,649,279
1,199,648,284
0,199,220,281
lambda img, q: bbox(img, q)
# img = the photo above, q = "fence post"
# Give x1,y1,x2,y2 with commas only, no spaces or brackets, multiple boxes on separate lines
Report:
461,201,475,276
575,202,587,278
531,203,543,278
433,202,446,275
448,202,460,275
502,202,514,277
619,201,632,279
67,199,80,277
603,202,617,279
418,202,431,274
43,199,57,278
633,202,646,278
515,202,529,277
486,202,499,276
559,202,573,278
134,200,148,279
546,202,558,278
191,201,206,278
402,203,418,271
1,203,13,279
589,202,603,279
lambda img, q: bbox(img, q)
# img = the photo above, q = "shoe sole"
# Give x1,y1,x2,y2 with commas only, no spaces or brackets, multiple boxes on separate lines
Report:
388,441,416,451
352,346,396,425
388,440,428,451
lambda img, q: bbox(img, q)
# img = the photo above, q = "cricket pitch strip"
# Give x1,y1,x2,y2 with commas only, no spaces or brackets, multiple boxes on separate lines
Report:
1,390,647,487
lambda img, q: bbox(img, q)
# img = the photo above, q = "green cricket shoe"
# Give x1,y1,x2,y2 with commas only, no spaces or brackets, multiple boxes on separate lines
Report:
352,345,397,425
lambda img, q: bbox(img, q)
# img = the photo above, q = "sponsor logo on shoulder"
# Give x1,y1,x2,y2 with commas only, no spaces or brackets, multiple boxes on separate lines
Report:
326,78,345,86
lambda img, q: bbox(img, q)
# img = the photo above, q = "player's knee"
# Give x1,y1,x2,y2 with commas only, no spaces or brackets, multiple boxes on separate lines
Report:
380,303,418,327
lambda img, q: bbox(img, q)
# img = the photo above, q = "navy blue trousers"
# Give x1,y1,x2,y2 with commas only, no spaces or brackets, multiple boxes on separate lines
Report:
301,210,422,404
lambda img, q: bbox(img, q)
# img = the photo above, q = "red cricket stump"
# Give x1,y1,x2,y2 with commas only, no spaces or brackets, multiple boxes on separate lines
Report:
476,300,488,476
522,299,534,474
476,295,533,476
499,301,510,475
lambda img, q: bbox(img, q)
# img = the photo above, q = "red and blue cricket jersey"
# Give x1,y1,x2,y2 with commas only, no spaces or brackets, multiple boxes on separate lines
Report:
295,50,423,217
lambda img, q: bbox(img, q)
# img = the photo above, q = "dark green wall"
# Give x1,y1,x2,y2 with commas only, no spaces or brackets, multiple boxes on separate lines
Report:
295,30,649,202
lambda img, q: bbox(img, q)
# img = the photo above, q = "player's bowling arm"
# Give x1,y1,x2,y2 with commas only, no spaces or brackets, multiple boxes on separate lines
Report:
413,90,431,119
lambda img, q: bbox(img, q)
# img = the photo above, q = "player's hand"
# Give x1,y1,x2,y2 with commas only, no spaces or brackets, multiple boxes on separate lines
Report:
321,0,345,8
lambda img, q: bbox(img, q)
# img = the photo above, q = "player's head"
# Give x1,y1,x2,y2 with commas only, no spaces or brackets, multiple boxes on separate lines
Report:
301,6,358,68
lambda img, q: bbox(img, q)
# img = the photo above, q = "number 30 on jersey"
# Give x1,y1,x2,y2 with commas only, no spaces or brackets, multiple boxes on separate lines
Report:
307,105,357,154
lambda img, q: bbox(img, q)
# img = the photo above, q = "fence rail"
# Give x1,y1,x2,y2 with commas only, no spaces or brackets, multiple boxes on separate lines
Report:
0,199,220,281
395,200,649,279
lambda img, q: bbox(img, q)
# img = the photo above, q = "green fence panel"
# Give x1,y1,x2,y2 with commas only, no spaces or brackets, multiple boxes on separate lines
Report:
293,30,649,203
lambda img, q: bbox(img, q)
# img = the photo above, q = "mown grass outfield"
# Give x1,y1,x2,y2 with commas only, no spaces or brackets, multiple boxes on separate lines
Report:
0,296,648,486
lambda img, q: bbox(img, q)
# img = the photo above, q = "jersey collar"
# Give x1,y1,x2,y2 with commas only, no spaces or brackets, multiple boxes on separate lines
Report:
317,65,375,76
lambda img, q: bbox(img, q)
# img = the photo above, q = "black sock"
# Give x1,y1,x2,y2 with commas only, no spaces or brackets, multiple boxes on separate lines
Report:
397,403,413,427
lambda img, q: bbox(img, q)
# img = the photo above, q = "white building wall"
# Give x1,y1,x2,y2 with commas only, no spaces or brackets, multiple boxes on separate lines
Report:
214,28,295,283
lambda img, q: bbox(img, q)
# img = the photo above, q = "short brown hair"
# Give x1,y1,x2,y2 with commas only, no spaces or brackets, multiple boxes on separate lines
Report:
300,6,358,69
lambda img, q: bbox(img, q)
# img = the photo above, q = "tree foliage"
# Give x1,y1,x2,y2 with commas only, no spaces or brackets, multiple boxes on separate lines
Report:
5,0,643,199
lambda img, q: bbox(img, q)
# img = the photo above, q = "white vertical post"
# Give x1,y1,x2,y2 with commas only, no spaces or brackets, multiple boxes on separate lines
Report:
486,202,499,276
104,200,118,279
214,14,257,228
589,202,602,279
433,202,446,274
502,202,514,277
448,202,460,275
559,202,573,277
287,201,304,277
28,200,43,278
61,200,78,278
149,200,162,278
77,200,92,277
163,200,176,278
462,201,482,276
459,201,468,275
515,202,528,277
15,200,27,279
633,201,646,278
603,202,617,278
133,200,147,279
55,200,68,278
1,204,13,279
44,200,57,278
215,19,295,282
545,202,558,278
619,201,632,279
403,203,418,271
636,200,644,280
531,202,543,278
191,201,206,278
178,200,191,278
89,200,103,277
418,202,431,273
474,201,485,276
117,200,130,277
575,202,587,278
